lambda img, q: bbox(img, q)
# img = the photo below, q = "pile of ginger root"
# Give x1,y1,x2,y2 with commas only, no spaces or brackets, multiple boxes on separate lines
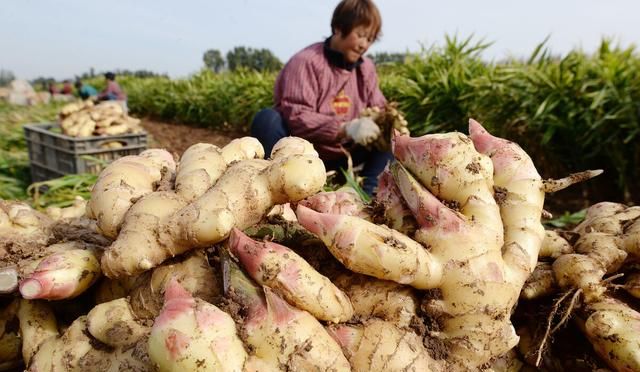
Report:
1,117,638,372
58,99,142,138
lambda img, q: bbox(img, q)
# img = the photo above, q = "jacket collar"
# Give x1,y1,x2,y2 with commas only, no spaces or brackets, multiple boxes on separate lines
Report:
323,37,363,71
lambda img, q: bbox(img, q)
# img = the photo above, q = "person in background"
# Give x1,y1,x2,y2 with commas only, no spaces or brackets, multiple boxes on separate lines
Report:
98,72,127,101
47,81,59,95
60,80,74,95
75,80,98,100
98,72,128,111
250,0,391,196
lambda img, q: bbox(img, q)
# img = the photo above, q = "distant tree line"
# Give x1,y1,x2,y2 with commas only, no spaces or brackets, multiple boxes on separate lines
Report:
203,47,410,73
78,69,167,80
203,47,284,73
0,49,409,90
367,52,410,65
28,68,167,91
0,69,15,86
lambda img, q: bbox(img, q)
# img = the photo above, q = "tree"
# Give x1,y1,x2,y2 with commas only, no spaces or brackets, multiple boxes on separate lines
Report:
115,69,166,78
255,48,283,72
0,69,15,86
31,77,56,91
73,69,166,80
203,49,225,72
226,47,250,71
368,52,408,65
226,47,283,72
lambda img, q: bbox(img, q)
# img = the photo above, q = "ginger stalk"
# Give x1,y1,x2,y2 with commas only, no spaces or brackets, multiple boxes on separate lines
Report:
228,228,353,323
327,319,443,371
297,119,545,369
19,247,101,300
148,279,247,372
227,258,350,371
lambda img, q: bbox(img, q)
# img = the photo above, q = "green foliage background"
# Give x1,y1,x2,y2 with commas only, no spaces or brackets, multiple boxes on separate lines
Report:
2,36,639,207
108,37,639,203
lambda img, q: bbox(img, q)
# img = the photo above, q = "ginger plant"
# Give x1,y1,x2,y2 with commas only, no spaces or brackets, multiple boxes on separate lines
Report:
510,201,640,371
296,119,547,369
96,137,326,278
148,279,249,372
551,203,640,371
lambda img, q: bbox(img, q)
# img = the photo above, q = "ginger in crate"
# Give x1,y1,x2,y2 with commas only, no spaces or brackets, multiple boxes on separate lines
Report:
58,100,142,138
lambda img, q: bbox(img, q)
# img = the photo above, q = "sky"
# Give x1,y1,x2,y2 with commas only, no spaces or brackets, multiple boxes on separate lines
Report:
1,0,639,81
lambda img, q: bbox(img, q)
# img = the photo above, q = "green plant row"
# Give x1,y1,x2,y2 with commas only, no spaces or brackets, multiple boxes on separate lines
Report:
386,37,640,203
118,69,275,132
118,36,639,203
0,102,63,200
2,36,638,206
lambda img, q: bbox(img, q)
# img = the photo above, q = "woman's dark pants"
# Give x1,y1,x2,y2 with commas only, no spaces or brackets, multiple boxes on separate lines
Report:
250,108,393,196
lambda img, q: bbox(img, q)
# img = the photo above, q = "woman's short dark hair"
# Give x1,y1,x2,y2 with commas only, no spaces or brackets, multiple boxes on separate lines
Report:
104,72,116,80
331,0,382,41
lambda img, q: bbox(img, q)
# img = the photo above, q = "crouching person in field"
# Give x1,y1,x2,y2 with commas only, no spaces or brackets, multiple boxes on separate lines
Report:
250,0,392,196
98,72,128,113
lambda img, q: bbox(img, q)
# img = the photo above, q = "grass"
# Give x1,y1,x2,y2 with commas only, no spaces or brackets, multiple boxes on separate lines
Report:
543,209,587,229
0,101,98,209
27,173,97,209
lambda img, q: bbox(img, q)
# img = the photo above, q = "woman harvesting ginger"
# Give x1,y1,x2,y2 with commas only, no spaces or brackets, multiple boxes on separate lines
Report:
251,0,392,196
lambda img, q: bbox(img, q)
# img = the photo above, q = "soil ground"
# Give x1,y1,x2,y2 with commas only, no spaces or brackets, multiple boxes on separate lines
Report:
140,118,246,157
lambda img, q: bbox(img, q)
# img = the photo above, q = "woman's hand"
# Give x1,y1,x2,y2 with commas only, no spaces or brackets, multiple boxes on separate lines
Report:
342,117,380,145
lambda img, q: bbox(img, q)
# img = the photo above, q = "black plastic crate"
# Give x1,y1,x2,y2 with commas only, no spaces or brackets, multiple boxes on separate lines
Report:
24,123,148,182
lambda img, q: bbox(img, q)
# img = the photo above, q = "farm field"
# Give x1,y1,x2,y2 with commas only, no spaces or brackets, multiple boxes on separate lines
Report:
1,37,640,372
0,99,593,220
140,118,240,155
0,99,637,371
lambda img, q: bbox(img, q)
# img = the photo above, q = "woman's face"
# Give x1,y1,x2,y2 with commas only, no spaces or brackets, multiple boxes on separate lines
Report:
332,24,376,64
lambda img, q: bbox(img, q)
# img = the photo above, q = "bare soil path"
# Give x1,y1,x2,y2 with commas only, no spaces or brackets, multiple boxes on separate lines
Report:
139,118,246,157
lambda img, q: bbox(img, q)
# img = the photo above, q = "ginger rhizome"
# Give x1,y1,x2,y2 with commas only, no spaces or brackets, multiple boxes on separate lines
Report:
297,119,545,368
2,129,619,371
